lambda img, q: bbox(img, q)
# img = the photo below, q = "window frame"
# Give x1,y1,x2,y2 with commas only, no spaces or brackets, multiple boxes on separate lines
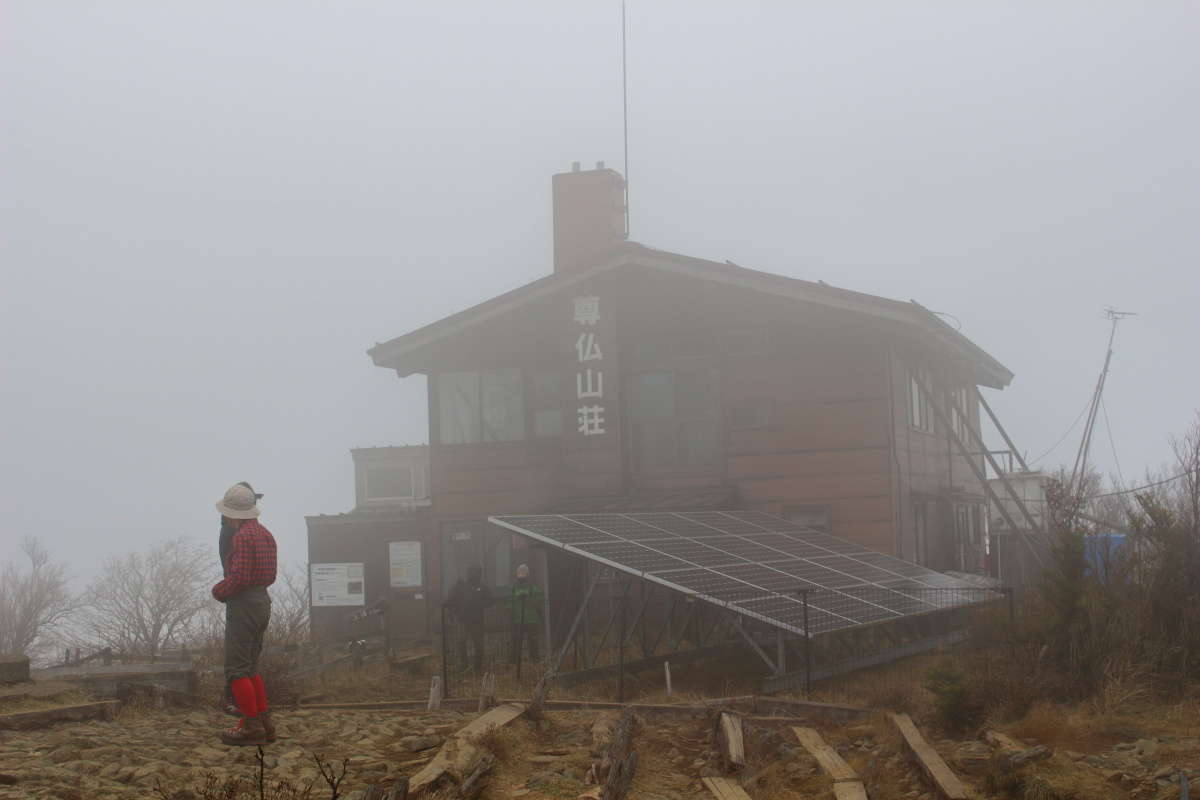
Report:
435,368,526,445
627,365,722,474
906,369,933,433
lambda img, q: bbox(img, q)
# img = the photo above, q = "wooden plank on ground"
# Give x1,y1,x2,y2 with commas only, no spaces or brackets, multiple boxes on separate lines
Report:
0,701,120,730
791,727,858,782
891,713,970,800
702,776,752,800
408,703,526,796
832,781,869,800
717,712,746,771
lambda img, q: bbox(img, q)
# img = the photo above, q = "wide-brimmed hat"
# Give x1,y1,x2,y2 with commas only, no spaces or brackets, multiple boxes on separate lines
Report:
215,483,261,519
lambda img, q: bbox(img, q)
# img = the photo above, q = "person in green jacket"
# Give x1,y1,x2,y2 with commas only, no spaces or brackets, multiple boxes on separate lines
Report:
508,563,543,665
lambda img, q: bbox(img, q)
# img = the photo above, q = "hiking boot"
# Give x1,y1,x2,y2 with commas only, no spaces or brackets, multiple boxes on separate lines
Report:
260,710,277,743
219,716,267,747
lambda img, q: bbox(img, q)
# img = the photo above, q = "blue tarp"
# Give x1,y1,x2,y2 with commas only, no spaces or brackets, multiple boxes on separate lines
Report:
1085,533,1127,579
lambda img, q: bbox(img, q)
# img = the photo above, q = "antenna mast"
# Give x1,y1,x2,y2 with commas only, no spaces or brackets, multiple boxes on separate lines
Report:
621,0,630,239
1067,307,1137,501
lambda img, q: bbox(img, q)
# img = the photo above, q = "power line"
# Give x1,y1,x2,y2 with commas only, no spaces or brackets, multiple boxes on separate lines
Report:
1030,399,1091,466
1088,469,1197,499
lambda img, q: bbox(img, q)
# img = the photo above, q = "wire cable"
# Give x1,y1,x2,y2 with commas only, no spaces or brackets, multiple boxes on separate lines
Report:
1030,398,1092,466
1088,469,1197,499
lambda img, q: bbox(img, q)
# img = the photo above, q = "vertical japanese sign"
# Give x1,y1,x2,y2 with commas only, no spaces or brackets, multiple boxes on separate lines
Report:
573,295,605,436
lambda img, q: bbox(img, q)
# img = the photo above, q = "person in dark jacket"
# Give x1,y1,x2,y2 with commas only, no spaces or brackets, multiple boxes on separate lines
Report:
446,564,489,671
507,563,543,665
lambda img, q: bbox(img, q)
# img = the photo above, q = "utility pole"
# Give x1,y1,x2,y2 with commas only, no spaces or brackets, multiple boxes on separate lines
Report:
1067,307,1136,503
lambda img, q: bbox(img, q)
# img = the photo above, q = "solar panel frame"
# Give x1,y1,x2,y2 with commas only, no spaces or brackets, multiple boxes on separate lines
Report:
490,510,988,638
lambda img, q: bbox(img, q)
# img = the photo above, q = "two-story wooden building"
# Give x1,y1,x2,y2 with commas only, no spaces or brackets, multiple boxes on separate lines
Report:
333,164,1013,642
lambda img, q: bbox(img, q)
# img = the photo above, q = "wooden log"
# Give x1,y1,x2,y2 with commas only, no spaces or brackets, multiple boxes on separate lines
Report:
601,750,638,800
427,676,443,711
0,701,120,730
890,713,970,800
363,778,409,800
701,776,752,800
408,703,526,796
592,707,635,786
832,782,869,800
716,712,746,772
456,753,495,800
792,727,858,782
590,711,618,755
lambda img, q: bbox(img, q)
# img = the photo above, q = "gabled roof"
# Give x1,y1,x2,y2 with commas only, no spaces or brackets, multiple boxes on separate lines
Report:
368,242,1013,388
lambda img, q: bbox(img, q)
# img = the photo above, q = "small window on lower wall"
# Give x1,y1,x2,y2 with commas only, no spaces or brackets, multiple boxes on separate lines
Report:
783,505,831,533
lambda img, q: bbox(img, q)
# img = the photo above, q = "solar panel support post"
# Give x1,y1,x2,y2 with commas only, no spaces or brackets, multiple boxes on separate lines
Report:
650,593,680,656
776,630,787,676
440,603,451,700
617,591,627,703
800,589,812,696
551,570,601,676
592,576,635,668
732,616,778,675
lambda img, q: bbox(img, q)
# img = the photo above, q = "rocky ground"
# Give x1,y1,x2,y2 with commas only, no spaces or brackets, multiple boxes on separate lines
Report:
3,661,1200,799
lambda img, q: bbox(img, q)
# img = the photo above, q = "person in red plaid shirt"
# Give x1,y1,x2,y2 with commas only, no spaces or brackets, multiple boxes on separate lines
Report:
213,483,277,746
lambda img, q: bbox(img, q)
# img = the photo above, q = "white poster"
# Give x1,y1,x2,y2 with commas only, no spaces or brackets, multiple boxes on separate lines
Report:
389,541,423,588
310,563,365,607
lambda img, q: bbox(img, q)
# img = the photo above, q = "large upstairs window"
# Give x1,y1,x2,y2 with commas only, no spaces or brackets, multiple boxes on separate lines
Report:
629,367,720,471
437,369,525,444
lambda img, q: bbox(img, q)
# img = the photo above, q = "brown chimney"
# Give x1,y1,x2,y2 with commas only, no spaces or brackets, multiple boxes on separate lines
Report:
552,162,627,274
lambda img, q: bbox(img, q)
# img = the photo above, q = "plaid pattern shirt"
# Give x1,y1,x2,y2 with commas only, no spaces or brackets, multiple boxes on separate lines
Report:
212,519,277,601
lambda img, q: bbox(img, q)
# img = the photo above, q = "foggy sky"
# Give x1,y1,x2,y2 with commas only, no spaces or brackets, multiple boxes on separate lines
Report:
2,2,1197,580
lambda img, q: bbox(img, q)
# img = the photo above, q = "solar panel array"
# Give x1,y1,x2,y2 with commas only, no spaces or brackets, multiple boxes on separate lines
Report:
489,510,985,637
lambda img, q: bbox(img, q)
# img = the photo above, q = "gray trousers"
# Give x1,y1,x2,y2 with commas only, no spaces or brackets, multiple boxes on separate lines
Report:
224,586,271,682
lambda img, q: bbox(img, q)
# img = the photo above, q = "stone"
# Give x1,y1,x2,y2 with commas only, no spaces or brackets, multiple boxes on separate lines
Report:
1134,739,1159,757
1154,764,1177,780
0,654,31,684
999,745,1051,770
398,734,441,752
952,741,992,775
984,730,1022,749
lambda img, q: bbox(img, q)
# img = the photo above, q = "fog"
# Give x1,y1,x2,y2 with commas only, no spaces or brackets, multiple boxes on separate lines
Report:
2,2,1197,579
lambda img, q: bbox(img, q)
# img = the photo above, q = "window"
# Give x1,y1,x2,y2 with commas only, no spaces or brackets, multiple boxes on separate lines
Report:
629,368,720,471
531,371,563,438
950,386,972,441
437,369,525,444
907,370,932,432
365,464,414,500
784,505,831,533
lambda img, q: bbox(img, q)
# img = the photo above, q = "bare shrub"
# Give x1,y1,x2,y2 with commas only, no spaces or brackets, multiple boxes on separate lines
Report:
0,537,74,658
78,537,214,658
268,563,310,646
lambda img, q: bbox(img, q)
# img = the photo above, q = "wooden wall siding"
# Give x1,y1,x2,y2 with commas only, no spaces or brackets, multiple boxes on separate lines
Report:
888,347,990,568
307,514,433,642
